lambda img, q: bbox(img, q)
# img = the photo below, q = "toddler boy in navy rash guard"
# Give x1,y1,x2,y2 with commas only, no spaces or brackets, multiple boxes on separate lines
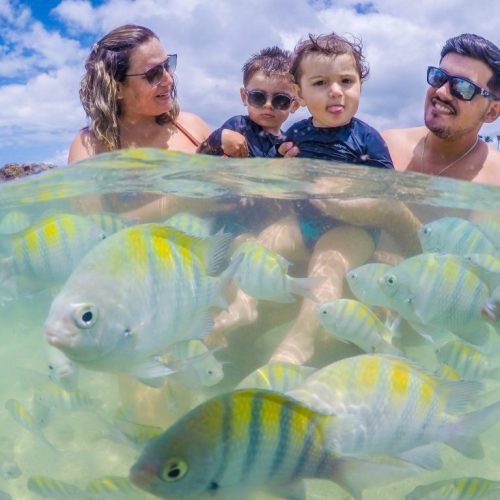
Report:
268,33,395,366
197,46,299,158
278,32,394,248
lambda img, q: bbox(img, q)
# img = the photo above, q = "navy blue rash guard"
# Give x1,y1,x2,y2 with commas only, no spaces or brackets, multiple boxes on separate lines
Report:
198,115,285,158
284,117,394,248
284,116,394,168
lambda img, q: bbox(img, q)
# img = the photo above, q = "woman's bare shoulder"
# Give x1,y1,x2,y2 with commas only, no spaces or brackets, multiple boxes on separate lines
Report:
176,111,212,141
68,128,103,164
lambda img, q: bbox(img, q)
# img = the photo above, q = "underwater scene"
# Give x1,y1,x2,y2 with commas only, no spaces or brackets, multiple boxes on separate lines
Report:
0,149,499,500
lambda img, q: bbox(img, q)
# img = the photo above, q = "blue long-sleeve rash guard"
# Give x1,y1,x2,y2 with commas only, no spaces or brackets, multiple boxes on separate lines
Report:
199,115,285,158
284,117,394,169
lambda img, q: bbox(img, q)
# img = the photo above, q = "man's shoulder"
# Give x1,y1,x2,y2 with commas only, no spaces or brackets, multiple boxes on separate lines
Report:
381,126,426,143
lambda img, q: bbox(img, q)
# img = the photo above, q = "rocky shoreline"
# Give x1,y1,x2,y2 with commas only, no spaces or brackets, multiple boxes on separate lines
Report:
0,162,58,182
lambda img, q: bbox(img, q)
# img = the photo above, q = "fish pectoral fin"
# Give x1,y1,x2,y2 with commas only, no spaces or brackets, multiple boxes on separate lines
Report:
397,444,442,470
268,480,306,500
409,322,453,343
331,457,420,500
445,434,483,459
130,358,176,388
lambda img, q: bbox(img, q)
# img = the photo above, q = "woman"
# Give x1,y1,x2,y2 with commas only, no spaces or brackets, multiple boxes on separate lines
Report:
69,24,210,161
69,24,212,220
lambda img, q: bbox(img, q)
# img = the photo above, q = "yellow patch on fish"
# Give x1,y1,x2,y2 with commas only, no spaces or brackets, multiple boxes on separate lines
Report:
390,362,410,396
357,356,380,389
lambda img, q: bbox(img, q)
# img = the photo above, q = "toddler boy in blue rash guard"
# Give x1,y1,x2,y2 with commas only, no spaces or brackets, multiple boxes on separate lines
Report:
197,46,300,158
279,32,394,248
269,33,395,365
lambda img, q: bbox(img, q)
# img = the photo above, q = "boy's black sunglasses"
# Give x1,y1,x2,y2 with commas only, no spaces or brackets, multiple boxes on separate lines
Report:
126,54,177,86
245,89,296,111
427,66,499,101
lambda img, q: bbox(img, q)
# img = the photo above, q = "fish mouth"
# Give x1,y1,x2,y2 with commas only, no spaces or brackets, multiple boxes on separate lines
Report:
129,463,157,491
45,329,67,347
481,303,498,322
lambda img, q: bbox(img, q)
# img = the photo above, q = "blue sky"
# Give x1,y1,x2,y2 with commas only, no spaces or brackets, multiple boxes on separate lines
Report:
0,0,498,165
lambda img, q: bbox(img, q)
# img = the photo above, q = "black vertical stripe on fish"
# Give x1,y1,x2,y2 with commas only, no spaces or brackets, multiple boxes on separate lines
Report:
62,219,75,275
290,415,316,480
242,392,263,478
211,395,233,487
269,399,293,479
314,447,331,478
19,234,36,278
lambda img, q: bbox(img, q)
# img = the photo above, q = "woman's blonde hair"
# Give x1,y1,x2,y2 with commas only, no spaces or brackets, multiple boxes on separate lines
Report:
80,24,180,151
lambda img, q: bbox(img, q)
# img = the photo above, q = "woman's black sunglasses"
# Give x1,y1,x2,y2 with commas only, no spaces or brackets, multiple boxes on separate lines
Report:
245,89,296,111
126,54,177,86
427,66,499,101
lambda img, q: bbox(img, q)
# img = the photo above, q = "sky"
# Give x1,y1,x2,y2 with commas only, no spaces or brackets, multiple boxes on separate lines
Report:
0,0,498,166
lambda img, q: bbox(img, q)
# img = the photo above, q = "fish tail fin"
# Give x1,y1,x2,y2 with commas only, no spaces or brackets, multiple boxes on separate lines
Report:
447,399,500,458
374,340,403,356
0,255,14,283
289,276,326,302
212,252,244,309
204,230,233,275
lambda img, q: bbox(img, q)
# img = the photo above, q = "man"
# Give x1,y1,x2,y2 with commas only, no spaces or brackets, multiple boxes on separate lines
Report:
383,33,500,186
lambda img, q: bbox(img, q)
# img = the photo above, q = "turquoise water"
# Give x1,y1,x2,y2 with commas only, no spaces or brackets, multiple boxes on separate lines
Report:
0,149,499,499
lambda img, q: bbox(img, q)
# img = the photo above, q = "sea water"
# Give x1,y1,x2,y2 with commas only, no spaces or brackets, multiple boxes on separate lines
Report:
0,148,499,499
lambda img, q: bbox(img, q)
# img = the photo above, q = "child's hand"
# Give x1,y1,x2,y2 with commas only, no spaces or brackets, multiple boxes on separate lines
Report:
277,141,300,157
221,130,249,157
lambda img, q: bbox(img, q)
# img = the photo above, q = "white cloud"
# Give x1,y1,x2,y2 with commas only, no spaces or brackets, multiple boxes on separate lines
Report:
0,0,499,164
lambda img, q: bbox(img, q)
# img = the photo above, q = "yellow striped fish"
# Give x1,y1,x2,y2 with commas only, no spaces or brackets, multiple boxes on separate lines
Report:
378,253,494,345
0,210,30,234
405,476,500,500
418,216,498,255
482,284,500,323
435,340,500,382
288,354,500,470
164,212,214,238
129,388,417,500
231,240,324,303
87,212,129,235
0,213,107,290
346,262,394,308
45,224,239,385
4,399,58,453
34,383,100,413
476,219,500,247
465,253,500,273
165,339,224,387
236,361,315,392
109,405,163,449
315,299,400,354
27,475,83,498
85,475,139,498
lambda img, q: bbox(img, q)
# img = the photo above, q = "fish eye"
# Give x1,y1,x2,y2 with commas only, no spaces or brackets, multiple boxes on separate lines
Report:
73,304,98,329
422,226,432,236
384,274,397,286
161,458,188,482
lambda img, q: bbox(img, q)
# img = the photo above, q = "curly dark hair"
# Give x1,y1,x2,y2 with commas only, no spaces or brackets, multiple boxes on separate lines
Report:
291,32,369,84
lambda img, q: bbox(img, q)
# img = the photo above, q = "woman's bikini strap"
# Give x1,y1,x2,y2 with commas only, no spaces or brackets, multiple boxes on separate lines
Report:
174,121,201,147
